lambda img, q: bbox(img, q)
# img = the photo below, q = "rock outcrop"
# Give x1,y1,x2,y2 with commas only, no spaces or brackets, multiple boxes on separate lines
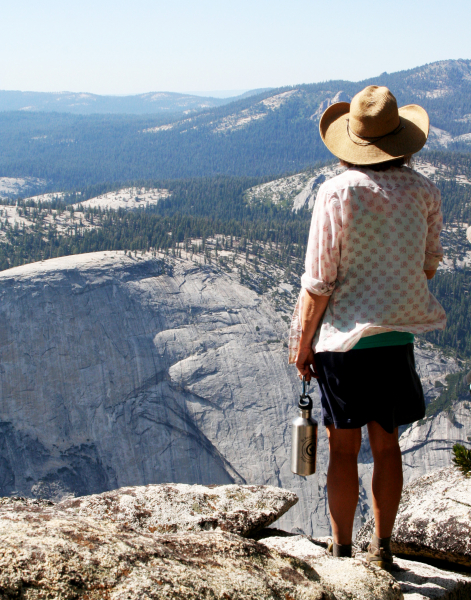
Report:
0,469,468,598
310,91,352,121
259,533,326,560
58,483,297,536
262,534,471,599
0,251,469,537
0,490,402,600
386,556,471,600
355,467,471,568
399,401,471,487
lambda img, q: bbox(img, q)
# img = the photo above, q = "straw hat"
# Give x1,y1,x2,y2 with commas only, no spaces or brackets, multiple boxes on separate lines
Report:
319,86,429,165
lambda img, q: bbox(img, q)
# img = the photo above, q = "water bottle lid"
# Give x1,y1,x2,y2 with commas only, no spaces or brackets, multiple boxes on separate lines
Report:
298,395,313,410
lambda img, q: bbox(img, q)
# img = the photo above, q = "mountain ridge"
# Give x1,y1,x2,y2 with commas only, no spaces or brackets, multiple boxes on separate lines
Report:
1,59,471,187
0,88,273,116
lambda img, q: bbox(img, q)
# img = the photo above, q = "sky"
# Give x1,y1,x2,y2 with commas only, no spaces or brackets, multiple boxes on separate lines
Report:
1,0,471,96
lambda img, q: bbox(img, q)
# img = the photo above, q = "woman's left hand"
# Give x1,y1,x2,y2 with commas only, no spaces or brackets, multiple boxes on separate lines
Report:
295,346,318,382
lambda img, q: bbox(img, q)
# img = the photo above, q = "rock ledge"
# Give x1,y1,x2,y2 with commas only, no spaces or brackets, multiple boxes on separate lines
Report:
58,482,298,537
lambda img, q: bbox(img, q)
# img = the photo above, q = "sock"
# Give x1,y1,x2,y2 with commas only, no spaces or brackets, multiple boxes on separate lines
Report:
372,533,391,553
333,542,352,558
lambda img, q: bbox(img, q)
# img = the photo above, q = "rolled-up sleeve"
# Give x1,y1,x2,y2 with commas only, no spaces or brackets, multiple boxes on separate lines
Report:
288,186,341,364
424,186,444,271
302,186,342,296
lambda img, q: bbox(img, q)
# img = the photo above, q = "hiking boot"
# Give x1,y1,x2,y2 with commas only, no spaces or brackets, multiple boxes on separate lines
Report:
366,536,394,572
326,541,352,558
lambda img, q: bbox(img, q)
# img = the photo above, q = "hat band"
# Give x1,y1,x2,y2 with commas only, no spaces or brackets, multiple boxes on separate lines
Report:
346,119,405,146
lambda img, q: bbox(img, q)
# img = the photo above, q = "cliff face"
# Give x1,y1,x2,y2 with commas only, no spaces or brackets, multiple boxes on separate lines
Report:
0,252,469,536
0,252,317,528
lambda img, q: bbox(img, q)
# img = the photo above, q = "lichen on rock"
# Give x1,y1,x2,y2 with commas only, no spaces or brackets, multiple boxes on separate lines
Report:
0,488,406,599
58,482,298,536
0,496,330,599
257,534,403,600
355,467,471,568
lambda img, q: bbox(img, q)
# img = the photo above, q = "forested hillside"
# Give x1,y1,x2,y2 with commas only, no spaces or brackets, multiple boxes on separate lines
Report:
1,60,471,189
0,150,469,360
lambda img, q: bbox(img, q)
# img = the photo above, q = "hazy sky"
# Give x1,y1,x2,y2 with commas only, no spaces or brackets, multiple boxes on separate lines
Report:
2,0,471,95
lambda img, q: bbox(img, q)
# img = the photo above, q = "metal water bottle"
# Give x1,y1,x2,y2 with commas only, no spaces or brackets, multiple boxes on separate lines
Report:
291,377,318,476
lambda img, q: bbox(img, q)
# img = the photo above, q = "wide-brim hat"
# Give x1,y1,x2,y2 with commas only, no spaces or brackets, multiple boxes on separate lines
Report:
319,85,429,165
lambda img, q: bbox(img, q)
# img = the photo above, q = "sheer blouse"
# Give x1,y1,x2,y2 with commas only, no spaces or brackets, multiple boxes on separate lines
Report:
288,166,446,362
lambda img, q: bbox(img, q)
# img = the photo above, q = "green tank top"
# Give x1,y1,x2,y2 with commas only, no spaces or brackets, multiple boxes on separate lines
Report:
352,331,414,350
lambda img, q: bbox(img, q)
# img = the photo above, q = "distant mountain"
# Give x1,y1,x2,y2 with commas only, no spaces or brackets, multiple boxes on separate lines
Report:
0,88,272,116
186,89,272,99
0,59,470,188
131,58,471,151
228,88,273,100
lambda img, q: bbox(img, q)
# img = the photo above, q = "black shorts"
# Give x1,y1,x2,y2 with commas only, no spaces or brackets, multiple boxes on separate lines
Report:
315,343,425,434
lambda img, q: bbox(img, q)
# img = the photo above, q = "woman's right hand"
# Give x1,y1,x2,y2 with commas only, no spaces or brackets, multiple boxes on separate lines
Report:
295,346,318,382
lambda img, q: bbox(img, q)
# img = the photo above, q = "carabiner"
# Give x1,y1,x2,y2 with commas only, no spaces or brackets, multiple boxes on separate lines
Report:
302,375,310,398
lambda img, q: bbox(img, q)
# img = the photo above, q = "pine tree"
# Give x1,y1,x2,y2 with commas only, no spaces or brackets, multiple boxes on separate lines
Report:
452,443,471,477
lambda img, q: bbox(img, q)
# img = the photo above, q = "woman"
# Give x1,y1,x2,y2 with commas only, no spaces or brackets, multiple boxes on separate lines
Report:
289,85,446,570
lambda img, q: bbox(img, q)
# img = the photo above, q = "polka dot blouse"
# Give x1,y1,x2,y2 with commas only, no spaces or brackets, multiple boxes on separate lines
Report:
288,166,446,362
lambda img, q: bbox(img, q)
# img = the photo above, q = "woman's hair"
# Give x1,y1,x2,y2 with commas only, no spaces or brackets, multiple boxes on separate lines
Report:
340,155,413,171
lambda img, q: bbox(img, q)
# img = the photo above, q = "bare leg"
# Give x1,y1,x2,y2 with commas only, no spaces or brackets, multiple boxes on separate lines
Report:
326,425,362,545
367,422,403,539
